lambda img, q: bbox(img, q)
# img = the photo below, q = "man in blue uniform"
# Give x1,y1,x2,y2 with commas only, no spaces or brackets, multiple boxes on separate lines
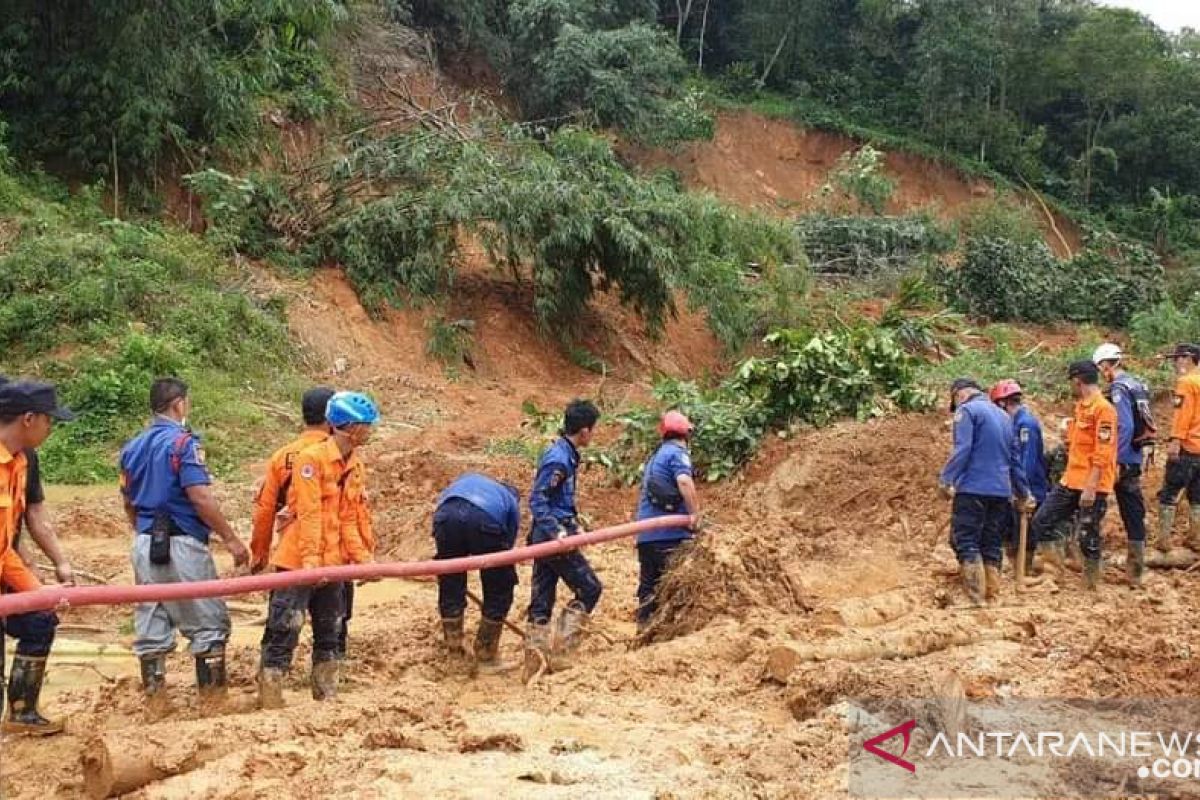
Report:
989,380,1048,568
635,411,701,634
1093,343,1152,587
523,399,601,676
434,472,521,673
939,378,1031,606
120,377,249,709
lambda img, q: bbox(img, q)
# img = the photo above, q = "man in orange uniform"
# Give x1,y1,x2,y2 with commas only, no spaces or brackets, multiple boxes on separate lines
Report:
250,387,334,573
1030,360,1118,590
0,381,74,735
257,391,378,708
1156,343,1200,551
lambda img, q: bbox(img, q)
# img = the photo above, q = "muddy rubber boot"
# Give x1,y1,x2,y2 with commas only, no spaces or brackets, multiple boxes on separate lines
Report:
474,617,505,675
1083,558,1102,591
258,667,285,710
521,621,552,684
311,659,339,701
1188,508,1200,551
195,648,228,705
552,601,591,665
139,654,170,717
2,656,63,736
1126,542,1146,589
1039,540,1067,575
1156,506,1176,553
960,560,985,607
442,615,466,656
1064,537,1083,572
983,563,1001,603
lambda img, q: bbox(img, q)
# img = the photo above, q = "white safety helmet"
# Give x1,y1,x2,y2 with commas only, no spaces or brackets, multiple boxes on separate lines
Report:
1092,343,1123,366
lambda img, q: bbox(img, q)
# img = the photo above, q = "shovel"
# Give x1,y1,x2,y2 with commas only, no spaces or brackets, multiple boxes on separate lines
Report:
1015,509,1030,592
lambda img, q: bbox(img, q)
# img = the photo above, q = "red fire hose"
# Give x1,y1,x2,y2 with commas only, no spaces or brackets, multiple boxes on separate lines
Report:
0,515,692,618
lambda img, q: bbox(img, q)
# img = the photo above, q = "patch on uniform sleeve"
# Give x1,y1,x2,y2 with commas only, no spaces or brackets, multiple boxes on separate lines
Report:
954,410,965,424
193,445,207,465
1175,395,1185,408
1019,428,1030,445
1098,422,1113,443
548,467,566,490
300,464,316,480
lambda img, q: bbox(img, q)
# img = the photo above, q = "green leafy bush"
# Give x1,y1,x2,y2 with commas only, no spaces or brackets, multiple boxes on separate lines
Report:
1129,294,1200,354
796,213,953,276
947,233,1164,326
819,145,896,215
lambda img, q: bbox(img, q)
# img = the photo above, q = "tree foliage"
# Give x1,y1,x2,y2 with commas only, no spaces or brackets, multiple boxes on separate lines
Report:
0,1,347,176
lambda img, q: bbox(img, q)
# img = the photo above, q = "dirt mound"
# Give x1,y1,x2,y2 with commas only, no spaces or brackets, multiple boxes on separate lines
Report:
632,111,1084,258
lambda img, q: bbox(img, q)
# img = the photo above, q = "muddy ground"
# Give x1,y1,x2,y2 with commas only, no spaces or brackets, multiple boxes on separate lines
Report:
3,406,1199,799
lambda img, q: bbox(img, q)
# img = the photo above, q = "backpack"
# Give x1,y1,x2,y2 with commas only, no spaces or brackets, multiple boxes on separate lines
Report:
1108,379,1157,450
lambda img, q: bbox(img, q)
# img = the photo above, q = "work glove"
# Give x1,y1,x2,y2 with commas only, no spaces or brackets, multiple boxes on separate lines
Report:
938,483,955,502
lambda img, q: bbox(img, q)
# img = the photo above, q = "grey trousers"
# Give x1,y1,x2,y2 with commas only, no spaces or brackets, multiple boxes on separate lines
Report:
131,534,230,657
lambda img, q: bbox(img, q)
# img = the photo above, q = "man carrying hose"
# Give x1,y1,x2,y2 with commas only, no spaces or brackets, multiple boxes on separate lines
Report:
120,377,250,710
524,399,602,676
434,472,521,673
0,380,74,734
634,411,702,634
257,391,378,708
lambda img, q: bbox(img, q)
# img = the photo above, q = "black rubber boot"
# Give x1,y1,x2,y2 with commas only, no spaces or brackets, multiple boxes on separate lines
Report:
140,654,167,695
195,648,227,701
3,655,63,735
1127,542,1145,588
1083,558,1102,591
311,657,339,701
442,615,466,655
474,617,504,674
960,559,985,607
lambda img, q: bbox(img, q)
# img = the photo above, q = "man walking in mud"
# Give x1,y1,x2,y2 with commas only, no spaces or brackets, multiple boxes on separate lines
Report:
121,377,250,710
1093,343,1153,586
939,378,1031,606
0,380,75,734
989,380,1047,569
1156,343,1200,552
257,391,379,708
524,399,602,677
1029,361,1118,590
634,411,702,634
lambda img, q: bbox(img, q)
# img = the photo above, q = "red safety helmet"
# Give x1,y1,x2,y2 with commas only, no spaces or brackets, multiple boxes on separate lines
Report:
989,379,1023,403
659,410,695,438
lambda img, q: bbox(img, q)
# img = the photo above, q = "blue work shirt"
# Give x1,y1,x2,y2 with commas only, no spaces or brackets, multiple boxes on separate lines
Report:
940,393,1029,500
1110,373,1147,466
438,472,520,544
528,436,580,544
636,440,694,545
1012,406,1049,504
119,417,212,543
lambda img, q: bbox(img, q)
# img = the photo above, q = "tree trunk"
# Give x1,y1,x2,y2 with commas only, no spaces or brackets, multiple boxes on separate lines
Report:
697,0,710,72
674,0,695,45
757,30,790,89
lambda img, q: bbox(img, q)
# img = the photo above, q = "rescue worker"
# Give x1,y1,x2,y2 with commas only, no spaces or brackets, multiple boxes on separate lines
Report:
249,386,366,660
939,378,1031,606
121,378,249,707
1156,343,1200,552
434,473,521,672
634,411,701,633
258,391,378,708
524,399,602,674
989,380,1048,564
1029,361,1118,590
0,380,74,734
1,375,75,587
1093,343,1152,585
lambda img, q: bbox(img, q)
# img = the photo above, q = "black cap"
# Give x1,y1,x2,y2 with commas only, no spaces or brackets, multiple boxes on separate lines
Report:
1162,342,1200,361
1067,360,1099,381
0,381,75,421
301,386,337,426
948,378,980,411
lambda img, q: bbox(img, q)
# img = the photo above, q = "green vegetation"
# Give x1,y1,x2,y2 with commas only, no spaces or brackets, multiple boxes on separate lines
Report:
0,1,347,180
796,213,954,277
605,325,934,482
0,142,301,482
819,145,895,215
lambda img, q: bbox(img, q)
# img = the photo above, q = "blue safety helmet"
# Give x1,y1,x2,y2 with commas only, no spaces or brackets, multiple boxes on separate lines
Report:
325,391,380,428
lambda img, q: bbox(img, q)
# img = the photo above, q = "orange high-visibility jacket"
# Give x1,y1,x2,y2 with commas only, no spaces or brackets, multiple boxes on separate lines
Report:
0,444,40,593
250,429,328,567
1062,393,1118,494
1170,372,1200,456
270,437,374,571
